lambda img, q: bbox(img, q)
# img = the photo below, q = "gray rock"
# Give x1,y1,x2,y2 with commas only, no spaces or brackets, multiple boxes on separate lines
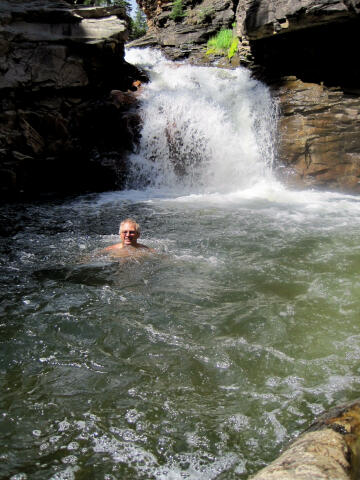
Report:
236,0,360,39
0,0,146,199
130,0,236,60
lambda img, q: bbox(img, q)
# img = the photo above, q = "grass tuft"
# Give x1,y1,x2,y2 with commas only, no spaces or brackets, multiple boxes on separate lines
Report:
206,25,239,59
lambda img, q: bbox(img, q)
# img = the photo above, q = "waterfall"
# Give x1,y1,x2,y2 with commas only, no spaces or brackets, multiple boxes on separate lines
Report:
125,48,278,195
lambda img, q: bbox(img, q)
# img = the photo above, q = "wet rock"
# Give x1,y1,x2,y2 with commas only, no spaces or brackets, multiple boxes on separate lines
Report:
132,0,360,193
236,1,360,192
129,0,236,61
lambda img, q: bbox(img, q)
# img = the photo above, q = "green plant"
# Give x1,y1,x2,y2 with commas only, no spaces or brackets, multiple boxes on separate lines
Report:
197,6,214,23
130,6,148,40
227,37,239,59
169,0,186,21
206,24,239,59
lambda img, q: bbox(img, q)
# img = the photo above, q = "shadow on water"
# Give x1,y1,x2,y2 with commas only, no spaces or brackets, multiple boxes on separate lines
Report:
34,262,121,287
33,256,161,287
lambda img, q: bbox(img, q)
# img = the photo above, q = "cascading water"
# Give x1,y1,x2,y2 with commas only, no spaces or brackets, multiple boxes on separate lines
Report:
2,47,360,480
125,48,277,193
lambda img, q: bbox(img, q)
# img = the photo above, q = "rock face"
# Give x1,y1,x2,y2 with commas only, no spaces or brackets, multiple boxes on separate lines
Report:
129,0,236,60
275,78,360,192
0,0,146,199
3,0,359,196
236,0,360,40
131,0,360,193
235,0,360,192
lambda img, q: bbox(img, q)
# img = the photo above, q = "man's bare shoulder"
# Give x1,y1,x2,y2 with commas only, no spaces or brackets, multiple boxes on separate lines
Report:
102,243,155,258
103,243,123,252
136,243,151,250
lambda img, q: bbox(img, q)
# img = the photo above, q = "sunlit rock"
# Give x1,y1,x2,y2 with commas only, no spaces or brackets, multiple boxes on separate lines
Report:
274,77,360,193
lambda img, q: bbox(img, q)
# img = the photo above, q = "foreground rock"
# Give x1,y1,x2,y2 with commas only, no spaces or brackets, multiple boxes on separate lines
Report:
0,0,146,199
251,398,360,479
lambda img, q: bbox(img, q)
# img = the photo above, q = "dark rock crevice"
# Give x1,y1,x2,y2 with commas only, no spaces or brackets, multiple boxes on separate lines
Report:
250,17,360,92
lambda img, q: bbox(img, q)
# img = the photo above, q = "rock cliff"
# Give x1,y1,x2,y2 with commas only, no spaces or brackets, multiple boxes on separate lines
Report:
2,0,359,196
0,0,146,199
131,0,360,192
238,0,360,191
130,0,237,61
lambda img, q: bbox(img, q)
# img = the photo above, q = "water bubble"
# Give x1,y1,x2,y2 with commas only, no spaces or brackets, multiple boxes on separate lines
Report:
49,466,79,480
67,442,79,451
58,420,71,432
61,455,78,465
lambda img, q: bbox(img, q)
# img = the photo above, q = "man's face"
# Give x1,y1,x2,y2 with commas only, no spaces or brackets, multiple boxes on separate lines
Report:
120,222,139,247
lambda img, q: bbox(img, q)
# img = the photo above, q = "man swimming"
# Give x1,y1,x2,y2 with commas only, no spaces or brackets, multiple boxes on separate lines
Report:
102,218,152,257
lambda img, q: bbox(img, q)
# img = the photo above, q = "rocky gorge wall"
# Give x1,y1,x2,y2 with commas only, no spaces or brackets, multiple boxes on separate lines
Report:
2,0,360,197
0,0,146,199
132,0,360,193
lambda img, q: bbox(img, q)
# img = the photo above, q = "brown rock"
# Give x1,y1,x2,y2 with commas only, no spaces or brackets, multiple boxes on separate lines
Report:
274,78,360,192
133,0,360,193
129,0,236,60
251,430,350,480
111,90,138,107
18,116,45,155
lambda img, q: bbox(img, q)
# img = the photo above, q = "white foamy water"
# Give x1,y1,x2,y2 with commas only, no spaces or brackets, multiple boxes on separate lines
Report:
124,48,360,221
125,48,277,194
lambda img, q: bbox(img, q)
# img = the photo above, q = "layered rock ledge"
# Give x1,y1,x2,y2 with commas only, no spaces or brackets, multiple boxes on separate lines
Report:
0,0,146,199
